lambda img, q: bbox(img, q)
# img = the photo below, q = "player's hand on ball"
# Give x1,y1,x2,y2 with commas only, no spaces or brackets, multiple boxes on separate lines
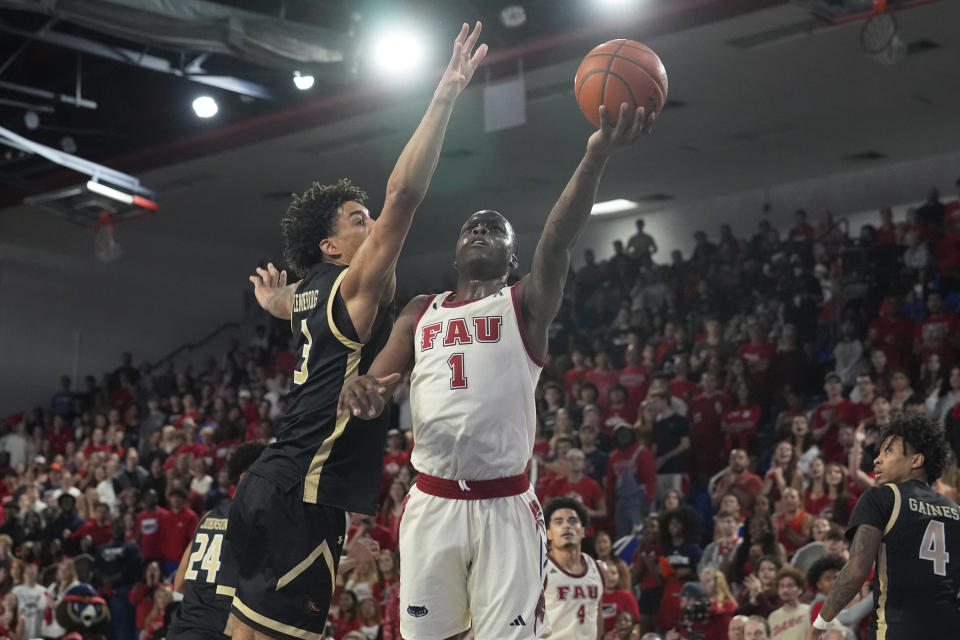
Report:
436,22,488,99
249,262,287,309
586,102,655,158
338,373,402,418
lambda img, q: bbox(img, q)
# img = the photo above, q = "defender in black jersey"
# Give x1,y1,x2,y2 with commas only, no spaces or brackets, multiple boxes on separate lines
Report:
808,413,960,640
168,442,265,640
228,22,488,640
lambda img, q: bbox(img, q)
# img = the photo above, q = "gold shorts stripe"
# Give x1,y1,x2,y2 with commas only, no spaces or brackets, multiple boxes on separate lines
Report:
232,595,325,640
215,585,236,597
883,484,902,535
327,268,363,350
275,539,335,591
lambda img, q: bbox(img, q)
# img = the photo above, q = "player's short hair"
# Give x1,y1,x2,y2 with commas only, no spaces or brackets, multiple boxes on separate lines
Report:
168,487,187,500
879,412,949,482
281,178,368,277
543,497,589,529
775,566,805,590
806,554,846,590
227,442,267,485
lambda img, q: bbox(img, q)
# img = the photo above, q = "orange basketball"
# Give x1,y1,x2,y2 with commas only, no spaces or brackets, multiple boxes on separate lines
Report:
574,39,668,128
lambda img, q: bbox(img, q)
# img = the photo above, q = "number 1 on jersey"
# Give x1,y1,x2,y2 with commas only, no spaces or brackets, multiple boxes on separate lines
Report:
447,353,467,389
919,519,950,576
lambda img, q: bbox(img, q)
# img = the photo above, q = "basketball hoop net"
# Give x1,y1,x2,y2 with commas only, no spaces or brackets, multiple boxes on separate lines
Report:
93,212,123,262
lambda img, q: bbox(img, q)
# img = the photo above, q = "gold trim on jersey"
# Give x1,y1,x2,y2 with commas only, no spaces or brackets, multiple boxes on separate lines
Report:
328,268,363,350
232,596,325,640
275,539,336,591
883,484,902,535
301,268,364,502
877,542,889,640
303,346,361,503
215,585,235,597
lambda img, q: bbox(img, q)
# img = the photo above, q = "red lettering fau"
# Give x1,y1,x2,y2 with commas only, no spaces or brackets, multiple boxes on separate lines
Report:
421,323,442,351
473,316,502,343
587,586,598,599
557,586,570,601
443,318,473,346
573,586,586,599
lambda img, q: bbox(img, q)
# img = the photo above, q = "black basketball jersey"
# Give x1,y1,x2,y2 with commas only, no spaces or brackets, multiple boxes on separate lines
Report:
168,499,235,639
846,480,960,639
251,262,392,514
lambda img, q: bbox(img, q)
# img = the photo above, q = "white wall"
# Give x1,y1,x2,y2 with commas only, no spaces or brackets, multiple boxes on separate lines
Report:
573,149,960,265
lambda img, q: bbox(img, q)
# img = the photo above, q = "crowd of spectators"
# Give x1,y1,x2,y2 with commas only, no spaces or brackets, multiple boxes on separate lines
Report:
1,180,959,640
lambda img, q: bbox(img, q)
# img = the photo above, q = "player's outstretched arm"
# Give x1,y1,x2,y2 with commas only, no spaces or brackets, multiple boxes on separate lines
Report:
517,103,654,358
807,523,881,639
249,262,299,320
337,295,426,418
340,24,487,340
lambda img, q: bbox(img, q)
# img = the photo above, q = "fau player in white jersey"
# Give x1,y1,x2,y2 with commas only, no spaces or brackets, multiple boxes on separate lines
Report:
543,498,604,640
339,102,655,640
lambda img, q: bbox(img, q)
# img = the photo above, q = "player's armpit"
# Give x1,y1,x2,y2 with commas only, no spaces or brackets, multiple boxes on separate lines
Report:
337,295,423,418
820,523,881,621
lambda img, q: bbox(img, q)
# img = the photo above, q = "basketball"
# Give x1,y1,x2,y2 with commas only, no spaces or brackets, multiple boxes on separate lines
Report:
574,39,668,128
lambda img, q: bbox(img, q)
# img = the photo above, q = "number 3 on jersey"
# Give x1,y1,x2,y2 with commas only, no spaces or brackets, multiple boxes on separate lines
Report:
293,320,313,385
185,533,223,583
448,353,467,389
919,520,950,576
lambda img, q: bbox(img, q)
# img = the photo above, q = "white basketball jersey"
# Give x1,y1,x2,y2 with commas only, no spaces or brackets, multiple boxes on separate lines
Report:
544,553,603,640
410,285,543,480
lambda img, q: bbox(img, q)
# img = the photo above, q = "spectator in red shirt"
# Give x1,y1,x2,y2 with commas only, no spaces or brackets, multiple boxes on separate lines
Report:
688,371,729,479
601,561,640,633
810,372,857,462
915,289,960,367
564,350,590,399
788,209,815,243
382,430,410,478
135,489,168,563
542,448,606,536
867,295,915,370
601,385,637,433
721,383,761,454
69,501,113,548
586,352,621,404
710,449,763,519
738,323,775,393
129,561,167,631
849,373,878,425
619,345,651,409
605,424,656,538
159,488,198,576
668,358,697,405
347,513,395,553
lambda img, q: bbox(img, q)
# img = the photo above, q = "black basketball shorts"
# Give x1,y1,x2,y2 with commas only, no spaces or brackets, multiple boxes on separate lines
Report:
227,472,346,640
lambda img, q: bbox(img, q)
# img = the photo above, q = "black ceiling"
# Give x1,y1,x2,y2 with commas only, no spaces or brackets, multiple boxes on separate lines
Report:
0,0,783,207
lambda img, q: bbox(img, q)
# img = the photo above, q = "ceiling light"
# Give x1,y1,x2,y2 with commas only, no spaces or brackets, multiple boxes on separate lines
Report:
192,96,218,118
500,6,527,28
371,28,426,77
24,111,39,130
591,199,638,215
293,71,315,91
596,0,634,7
87,180,133,204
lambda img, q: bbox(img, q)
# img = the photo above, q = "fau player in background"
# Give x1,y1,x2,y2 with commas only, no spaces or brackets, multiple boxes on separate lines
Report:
339,102,655,639
543,497,604,640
